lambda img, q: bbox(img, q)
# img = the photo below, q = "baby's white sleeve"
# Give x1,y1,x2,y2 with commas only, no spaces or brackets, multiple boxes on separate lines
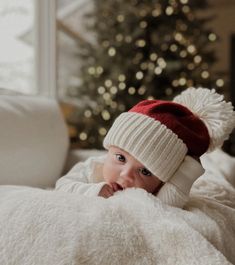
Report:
55,156,106,196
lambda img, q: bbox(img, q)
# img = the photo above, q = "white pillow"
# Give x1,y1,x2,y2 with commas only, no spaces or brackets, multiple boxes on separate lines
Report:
0,95,69,188
201,148,235,187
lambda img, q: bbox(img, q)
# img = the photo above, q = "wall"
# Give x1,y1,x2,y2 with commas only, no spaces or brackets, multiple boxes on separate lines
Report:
209,1,235,75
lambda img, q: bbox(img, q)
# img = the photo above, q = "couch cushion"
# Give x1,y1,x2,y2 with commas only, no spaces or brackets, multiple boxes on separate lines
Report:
0,95,69,188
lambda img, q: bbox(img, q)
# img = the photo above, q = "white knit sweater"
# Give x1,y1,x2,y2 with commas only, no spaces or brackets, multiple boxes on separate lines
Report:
55,154,204,208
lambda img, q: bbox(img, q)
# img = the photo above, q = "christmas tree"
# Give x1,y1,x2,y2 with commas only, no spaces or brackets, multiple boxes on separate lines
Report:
69,0,224,149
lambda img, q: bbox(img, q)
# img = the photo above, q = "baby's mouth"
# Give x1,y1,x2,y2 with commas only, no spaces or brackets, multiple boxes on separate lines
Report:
110,182,124,191
116,183,123,190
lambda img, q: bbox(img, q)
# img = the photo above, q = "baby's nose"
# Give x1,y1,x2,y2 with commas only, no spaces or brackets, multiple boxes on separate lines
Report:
120,168,135,186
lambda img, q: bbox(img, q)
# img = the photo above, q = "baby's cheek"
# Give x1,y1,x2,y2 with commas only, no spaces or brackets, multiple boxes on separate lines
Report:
103,164,118,183
142,178,162,193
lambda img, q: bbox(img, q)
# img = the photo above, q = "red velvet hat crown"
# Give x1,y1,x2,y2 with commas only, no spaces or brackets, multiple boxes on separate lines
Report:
129,100,210,156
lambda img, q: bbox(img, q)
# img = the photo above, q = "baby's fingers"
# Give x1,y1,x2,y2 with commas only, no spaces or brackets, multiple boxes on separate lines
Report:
98,184,114,198
104,186,114,198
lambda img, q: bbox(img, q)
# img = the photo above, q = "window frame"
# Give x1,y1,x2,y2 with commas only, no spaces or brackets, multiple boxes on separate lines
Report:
34,0,57,98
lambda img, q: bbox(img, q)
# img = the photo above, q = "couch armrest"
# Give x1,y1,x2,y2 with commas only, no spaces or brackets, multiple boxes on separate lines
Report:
0,95,69,188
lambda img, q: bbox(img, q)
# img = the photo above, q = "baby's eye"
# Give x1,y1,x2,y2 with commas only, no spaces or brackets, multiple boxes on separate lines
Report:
140,168,152,176
115,154,126,162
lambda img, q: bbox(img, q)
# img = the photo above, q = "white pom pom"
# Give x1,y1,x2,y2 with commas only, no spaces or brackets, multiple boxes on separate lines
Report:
173,87,235,152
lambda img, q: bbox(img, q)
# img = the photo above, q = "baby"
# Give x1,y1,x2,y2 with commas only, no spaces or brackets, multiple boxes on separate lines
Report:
55,87,235,208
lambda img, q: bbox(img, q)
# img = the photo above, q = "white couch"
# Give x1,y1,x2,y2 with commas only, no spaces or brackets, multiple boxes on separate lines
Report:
0,95,105,189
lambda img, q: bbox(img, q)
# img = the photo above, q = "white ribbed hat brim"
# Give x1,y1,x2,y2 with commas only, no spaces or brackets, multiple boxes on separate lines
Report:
103,112,188,182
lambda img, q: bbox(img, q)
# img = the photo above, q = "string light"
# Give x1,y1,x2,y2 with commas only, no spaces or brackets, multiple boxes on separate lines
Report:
118,74,126,82
99,127,107,136
136,71,144,80
179,77,186,86
116,34,124,42
102,40,110,47
201,70,209,79
119,82,126,90
152,8,161,17
194,55,202,64
108,47,116,56
88,67,96,75
128,87,136,95
110,86,118,94
172,79,179,87
96,66,104,74
103,92,111,100
187,44,196,54
84,110,92,118
136,39,146,47
154,67,162,75
165,6,174,16
157,57,167,68
98,86,105,94
180,50,187,58
150,53,158,61
216,79,224,87
170,44,178,52
101,110,111,120
138,86,146,95
117,14,125,22
208,33,217,42
140,21,148,28
79,132,87,141
140,62,148,70
174,32,183,42
105,80,112,87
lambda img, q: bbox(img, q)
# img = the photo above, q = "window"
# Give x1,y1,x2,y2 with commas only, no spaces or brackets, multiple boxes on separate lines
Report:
0,0,57,97
0,0,35,95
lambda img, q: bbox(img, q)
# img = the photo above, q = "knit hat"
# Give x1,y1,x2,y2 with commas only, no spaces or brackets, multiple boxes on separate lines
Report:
103,87,235,184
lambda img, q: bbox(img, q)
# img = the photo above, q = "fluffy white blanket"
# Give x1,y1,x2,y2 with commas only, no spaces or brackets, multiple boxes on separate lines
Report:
1,150,235,265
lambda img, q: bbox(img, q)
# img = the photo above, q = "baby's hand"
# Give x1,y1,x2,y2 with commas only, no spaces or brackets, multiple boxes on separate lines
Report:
98,184,114,198
98,183,123,198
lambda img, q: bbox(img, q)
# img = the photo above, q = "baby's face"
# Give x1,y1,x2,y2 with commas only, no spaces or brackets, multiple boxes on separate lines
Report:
102,146,162,194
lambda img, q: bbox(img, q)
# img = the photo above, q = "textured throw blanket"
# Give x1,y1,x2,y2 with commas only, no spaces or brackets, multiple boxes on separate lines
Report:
1,167,235,265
